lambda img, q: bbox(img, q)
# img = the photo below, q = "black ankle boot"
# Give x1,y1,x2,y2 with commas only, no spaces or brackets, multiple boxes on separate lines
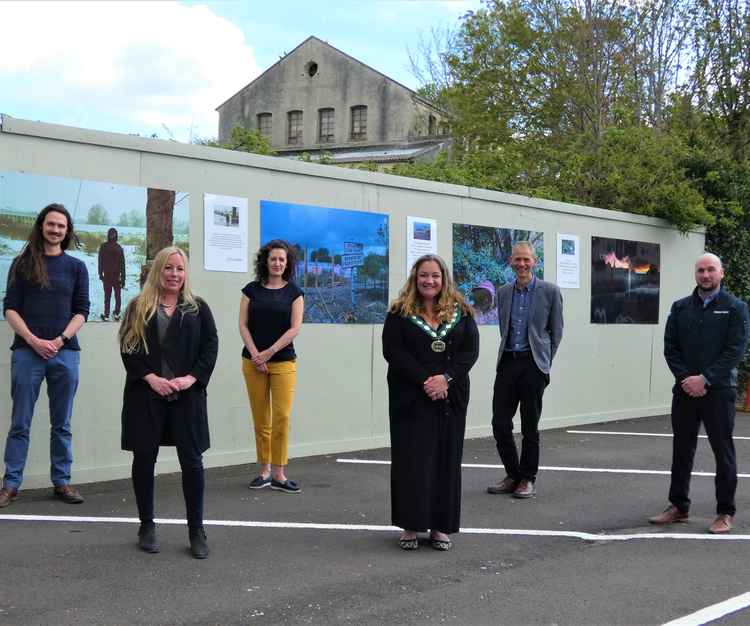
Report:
189,527,209,559
137,522,160,553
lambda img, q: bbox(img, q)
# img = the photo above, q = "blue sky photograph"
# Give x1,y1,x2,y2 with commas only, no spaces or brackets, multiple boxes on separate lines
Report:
260,200,388,256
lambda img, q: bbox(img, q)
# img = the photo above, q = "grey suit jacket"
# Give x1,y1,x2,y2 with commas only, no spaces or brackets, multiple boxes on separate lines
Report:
496,278,564,374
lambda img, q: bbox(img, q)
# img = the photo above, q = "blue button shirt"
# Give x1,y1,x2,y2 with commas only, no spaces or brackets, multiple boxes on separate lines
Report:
506,276,536,352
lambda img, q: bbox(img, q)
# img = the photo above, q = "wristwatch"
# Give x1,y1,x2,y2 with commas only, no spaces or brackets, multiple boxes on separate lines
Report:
443,373,453,385
59,333,70,345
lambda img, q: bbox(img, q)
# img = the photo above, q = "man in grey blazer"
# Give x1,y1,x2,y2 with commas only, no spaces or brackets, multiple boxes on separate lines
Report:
487,241,563,498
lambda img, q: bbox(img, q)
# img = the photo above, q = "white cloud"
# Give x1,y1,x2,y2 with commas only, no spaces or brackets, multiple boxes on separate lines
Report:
0,1,261,140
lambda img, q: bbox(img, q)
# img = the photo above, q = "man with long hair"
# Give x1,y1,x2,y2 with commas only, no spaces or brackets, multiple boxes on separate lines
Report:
0,204,90,508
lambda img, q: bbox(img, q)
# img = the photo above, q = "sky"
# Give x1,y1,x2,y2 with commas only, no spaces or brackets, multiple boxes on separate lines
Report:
0,170,190,223
260,201,388,254
0,0,480,144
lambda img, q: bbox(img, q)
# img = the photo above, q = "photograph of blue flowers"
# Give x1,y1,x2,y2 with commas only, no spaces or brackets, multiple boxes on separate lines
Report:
452,223,544,325
260,200,389,324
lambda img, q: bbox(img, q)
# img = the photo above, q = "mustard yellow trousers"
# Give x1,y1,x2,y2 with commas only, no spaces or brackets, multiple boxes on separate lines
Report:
241,358,297,466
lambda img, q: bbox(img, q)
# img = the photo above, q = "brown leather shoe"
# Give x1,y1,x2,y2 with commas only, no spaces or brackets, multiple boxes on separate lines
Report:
487,476,518,494
708,514,733,534
512,479,536,499
649,505,688,524
53,485,84,504
0,487,18,508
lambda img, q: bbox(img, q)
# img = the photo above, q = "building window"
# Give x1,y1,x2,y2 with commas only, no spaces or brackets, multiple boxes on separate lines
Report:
257,113,272,139
350,105,367,141
287,110,303,145
428,115,436,136
318,108,335,143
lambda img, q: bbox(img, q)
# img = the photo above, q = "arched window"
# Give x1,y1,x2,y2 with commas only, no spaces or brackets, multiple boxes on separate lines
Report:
350,105,367,141
287,110,303,145
257,113,272,139
319,108,335,143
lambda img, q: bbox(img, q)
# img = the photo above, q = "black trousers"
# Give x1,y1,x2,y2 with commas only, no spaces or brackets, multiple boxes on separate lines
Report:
491,352,549,482
669,387,737,516
102,279,122,317
131,444,205,530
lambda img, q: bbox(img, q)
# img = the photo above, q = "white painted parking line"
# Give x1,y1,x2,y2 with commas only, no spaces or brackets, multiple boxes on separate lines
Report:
1,514,750,542
335,458,750,478
661,591,750,626
568,429,750,441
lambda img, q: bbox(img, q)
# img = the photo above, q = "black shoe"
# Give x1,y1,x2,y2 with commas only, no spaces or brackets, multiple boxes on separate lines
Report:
270,478,301,494
189,527,209,559
138,523,160,553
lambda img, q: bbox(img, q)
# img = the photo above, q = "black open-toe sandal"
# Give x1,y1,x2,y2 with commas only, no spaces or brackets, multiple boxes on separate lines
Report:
398,536,419,550
430,537,452,551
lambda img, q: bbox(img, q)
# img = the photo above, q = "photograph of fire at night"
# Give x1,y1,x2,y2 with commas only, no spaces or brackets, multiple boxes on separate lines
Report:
590,236,660,324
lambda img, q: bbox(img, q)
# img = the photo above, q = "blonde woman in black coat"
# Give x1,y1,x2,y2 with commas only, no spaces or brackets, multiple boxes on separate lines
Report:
120,246,218,558
383,254,479,551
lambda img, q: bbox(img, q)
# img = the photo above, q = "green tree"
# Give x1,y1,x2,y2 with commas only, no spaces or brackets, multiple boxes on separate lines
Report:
86,203,110,225
196,127,277,156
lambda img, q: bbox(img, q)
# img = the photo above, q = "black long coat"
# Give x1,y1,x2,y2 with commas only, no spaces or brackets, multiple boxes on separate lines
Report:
121,298,218,453
382,310,479,534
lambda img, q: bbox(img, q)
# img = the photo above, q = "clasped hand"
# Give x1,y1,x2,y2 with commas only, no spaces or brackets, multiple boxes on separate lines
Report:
30,335,61,360
145,373,196,396
251,349,274,373
681,375,707,398
423,375,449,401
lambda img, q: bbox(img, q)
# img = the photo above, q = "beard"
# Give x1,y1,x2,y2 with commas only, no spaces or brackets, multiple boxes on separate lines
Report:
698,282,720,294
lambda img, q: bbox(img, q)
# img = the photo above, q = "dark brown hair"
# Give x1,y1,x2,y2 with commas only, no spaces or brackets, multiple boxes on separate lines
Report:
254,239,297,284
9,203,79,287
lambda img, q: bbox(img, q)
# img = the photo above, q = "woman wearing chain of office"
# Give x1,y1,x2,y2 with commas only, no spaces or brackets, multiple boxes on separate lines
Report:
382,254,479,551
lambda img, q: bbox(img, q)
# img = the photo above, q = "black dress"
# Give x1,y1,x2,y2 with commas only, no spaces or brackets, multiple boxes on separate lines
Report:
382,310,480,534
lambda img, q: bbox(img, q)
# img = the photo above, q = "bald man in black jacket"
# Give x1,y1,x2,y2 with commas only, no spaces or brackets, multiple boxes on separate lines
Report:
650,253,749,534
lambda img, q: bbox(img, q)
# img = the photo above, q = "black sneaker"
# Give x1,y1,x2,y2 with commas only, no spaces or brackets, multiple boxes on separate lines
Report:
270,479,301,494
248,475,272,489
189,527,209,559
138,522,160,553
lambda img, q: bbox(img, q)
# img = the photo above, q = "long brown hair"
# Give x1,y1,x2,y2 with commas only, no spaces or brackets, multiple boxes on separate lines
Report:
390,254,473,322
9,204,79,288
119,247,199,354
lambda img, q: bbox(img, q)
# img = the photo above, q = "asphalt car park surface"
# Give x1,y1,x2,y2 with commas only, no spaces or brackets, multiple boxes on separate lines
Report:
1,413,749,626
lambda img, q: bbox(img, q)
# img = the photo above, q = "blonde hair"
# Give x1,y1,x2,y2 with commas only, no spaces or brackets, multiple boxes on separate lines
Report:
389,254,473,321
119,246,199,354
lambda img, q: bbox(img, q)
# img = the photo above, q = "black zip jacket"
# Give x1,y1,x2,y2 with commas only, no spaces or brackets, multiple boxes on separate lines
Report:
664,287,749,389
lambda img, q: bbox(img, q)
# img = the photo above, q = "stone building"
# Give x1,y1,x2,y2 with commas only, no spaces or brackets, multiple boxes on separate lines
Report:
216,36,451,165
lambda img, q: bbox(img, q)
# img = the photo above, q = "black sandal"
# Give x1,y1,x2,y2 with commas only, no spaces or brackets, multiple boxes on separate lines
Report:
398,536,419,550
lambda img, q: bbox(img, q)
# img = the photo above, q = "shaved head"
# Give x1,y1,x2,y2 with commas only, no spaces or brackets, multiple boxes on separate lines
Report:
694,253,724,293
695,252,723,271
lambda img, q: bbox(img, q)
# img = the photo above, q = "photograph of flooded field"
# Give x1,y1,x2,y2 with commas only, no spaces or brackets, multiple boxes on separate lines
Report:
0,170,189,321
260,200,389,324
591,236,660,324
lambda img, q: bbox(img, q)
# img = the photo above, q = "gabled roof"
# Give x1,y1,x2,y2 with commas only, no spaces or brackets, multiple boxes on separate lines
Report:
215,35,448,115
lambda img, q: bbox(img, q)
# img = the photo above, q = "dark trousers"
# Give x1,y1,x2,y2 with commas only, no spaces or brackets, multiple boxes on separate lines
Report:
491,352,549,482
669,387,737,516
131,445,205,530
102,279,122,317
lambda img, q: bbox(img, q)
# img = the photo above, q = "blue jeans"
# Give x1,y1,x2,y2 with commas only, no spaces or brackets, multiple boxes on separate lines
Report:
3,348,80,489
